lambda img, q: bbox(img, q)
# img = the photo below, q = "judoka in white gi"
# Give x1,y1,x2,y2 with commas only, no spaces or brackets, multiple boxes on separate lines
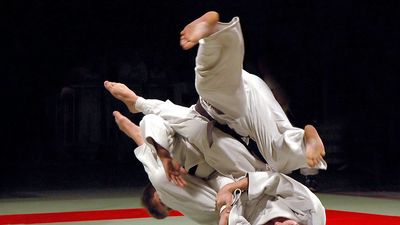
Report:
112,111,325,225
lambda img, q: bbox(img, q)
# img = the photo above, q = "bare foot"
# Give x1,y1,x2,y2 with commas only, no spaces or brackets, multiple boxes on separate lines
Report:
180,11,220,50
104,81,139,113
113,111,144,146
304,125,326,168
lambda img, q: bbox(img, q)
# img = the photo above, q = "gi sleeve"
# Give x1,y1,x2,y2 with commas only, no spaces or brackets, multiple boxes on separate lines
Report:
139,114,175,153
134,144,162,177
247,171,296,201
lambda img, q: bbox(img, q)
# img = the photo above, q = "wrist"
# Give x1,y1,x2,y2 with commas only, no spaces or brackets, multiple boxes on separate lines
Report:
222,182,238,194
155,143,171,159
225,177,248,193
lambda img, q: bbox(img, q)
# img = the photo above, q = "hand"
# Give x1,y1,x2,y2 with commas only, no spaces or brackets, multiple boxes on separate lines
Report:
155,142,188,187
216,187,233,214
161,157,188,187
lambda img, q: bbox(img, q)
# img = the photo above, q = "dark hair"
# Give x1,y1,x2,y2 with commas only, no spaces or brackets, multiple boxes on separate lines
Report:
141,183,168,219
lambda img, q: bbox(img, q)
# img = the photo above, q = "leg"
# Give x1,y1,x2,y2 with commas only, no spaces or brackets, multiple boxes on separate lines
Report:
105,81,197,122
191,13,247,119
113,110,144,145
239,73,327,173
180,11,219,50
104,81,139,113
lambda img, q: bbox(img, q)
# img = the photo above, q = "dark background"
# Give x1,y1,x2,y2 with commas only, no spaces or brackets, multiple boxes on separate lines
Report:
2,0,399,193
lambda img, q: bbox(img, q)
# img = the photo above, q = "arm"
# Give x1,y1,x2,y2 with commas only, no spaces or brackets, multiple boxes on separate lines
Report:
140,114,188,187
154,141,188,187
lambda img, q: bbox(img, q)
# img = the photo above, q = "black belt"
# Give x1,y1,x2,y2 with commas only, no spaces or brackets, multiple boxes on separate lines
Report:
195,100,267,164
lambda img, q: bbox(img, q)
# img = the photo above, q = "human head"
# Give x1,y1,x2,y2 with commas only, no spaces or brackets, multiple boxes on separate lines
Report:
141,183,170,219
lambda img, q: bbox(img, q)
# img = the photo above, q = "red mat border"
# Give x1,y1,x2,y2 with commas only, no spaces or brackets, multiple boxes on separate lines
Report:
325,210,400,224
0,208,182,224
0,208,399,224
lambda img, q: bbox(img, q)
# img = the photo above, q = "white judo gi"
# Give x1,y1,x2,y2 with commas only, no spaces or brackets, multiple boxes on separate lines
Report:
228,172,326,225
194,16,327,174
135,114,234,225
